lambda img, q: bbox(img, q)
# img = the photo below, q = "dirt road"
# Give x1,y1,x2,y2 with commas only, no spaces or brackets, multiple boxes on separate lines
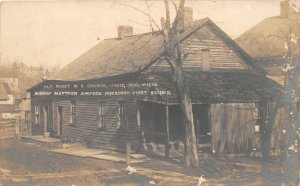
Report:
0,138,297,186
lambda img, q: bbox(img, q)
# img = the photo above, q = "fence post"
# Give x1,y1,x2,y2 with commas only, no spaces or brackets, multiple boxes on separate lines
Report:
15,118,21,139
126,143,131,165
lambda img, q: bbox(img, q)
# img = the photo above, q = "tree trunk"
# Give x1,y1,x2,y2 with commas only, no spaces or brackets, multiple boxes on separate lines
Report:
162,0,199,167
261,101,280,160
168,58,199,167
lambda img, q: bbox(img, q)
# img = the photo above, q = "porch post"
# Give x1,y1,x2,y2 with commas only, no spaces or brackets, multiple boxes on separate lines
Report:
165,104,170,159
43,106,49,137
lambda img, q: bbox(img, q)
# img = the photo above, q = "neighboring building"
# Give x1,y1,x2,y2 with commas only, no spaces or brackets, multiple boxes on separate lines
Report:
0,78,19,94
0,82,14,105
0,82,18,119
15,93,31,136
0,78,19,119
236,0,300,119
28,9,284,156
236,0,300,85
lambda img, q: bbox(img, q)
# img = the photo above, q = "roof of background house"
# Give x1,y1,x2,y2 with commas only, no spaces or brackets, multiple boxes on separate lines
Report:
54,18,262,81
236,13,300,59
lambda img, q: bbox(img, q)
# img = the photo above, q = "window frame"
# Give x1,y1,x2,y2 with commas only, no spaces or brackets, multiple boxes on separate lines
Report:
34,105,39,124
97,101,106,129
117,101,126,129
201,48,211,71
70,100,76,125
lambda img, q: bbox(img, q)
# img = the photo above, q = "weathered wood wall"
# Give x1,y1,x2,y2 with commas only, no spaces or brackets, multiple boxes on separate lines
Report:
211,103,257,154
52,97,139,151
210,103,289,156
152,25,249,71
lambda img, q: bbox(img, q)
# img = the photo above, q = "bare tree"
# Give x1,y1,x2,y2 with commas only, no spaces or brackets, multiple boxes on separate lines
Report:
282,29,300,185
161,0,198,167
109,0,199,167
263,22,300,184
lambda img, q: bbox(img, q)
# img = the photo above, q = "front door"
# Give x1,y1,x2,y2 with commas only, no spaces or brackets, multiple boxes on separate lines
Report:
57,106,63,136
43,106,49,135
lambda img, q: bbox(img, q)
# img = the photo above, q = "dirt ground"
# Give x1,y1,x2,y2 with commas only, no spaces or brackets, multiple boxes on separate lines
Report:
0,138,298,186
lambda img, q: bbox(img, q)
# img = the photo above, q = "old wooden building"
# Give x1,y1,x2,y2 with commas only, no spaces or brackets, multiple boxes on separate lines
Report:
28,10,284,156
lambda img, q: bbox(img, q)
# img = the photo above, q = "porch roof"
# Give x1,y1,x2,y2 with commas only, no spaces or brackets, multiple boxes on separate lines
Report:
140,71,284,104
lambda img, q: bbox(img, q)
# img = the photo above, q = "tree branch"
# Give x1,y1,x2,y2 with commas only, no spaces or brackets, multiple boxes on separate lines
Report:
104,0,161,31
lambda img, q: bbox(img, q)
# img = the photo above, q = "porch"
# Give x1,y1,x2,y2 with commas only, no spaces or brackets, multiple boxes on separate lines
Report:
137,101,212,158
136,100,264,158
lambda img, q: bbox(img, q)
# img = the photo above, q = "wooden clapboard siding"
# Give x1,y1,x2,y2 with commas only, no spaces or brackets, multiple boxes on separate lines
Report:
211,103,257,154
52,98,139,151
152,25,249,71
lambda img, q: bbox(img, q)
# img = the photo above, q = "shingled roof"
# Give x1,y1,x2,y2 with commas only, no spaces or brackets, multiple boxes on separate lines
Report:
55,18,262,81
142,71,283,103
236,13,300,59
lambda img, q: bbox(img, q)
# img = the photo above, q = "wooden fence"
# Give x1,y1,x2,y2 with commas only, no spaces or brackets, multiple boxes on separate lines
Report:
0,118,32,139
0,119,17,139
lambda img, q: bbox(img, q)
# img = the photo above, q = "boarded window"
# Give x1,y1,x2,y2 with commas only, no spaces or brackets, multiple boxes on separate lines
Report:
117,101,126,129
70,100,76,125
201,49,211,71
34,105,39,124
98,101,106,129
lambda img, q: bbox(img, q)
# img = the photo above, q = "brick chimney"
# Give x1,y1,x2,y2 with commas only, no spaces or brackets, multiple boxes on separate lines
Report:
178,7,193,31
280,0,294,18
118,26,133,39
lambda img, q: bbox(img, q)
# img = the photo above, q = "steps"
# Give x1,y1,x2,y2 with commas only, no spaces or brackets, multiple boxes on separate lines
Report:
22,135,63,148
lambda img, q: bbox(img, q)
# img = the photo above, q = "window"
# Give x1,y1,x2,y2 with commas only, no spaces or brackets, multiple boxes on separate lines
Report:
117,101,126,129
98,101,106,129
253,106,260,133
34,105,39,124
201,49,211,71
70,100,76,125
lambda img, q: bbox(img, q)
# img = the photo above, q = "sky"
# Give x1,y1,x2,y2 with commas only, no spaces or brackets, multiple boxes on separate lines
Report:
0,0,296,68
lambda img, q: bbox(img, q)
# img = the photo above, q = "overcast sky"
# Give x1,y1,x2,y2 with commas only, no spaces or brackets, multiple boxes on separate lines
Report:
0,0,295,68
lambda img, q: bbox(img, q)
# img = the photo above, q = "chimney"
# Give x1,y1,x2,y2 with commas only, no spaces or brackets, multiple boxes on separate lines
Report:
178,7,193,31
118,26,133,39
280,0,292,18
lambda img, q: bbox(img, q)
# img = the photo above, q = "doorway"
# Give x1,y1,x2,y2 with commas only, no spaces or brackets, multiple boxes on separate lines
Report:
57,106,63,136
43,106,49,135
193,104,211,152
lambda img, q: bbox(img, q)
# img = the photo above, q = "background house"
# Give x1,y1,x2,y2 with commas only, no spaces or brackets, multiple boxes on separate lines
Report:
236,0,300,125
236,0,300,86
0,79,17,120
